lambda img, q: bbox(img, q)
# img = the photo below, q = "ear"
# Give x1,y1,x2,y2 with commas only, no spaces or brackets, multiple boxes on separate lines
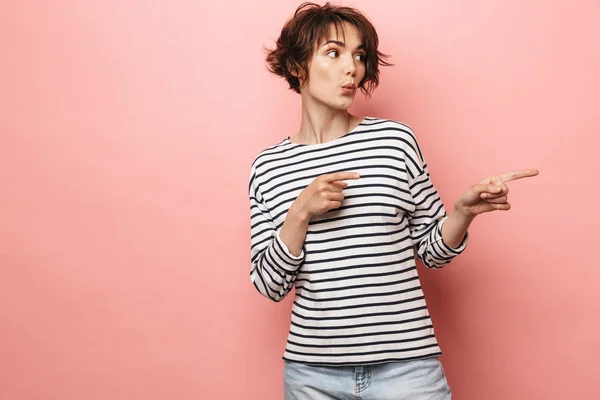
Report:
291,70,307,89
289,58,310,80
290,66,302,79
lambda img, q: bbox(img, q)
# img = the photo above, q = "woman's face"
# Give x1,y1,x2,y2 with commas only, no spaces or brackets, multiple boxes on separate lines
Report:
300,22,367,110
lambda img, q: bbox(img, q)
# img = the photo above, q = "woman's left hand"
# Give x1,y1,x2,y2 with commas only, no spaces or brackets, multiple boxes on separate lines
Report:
453,169,539,218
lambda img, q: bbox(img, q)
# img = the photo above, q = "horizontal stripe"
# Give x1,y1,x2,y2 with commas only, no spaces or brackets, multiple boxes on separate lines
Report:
282,352,442,367
285,343,440,357
287,334,436,348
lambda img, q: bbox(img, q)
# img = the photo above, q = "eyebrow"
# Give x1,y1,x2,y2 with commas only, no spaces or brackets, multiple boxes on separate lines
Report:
321,40,365,50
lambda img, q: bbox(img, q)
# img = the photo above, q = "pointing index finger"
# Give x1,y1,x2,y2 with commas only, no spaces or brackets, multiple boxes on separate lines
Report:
499,169,539,182
323,172,361,182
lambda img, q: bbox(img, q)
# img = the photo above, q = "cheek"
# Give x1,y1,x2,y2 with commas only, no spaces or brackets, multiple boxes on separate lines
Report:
357,64,367,80
314,59,334,81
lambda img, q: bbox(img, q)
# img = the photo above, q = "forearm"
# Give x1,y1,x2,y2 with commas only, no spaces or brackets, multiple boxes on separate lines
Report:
441,206,475,249
249,202,307,302
279,202,311,257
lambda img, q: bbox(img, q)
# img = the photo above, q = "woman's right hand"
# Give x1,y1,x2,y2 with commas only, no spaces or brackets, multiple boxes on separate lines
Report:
291,172,361,220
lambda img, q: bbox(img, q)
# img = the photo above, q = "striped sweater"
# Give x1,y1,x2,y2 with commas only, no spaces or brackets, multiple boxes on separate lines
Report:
248,117,469,366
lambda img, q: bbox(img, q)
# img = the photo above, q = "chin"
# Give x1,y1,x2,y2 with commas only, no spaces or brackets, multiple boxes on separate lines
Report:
314,94,354,110
325,97,354,110
336,100,354,110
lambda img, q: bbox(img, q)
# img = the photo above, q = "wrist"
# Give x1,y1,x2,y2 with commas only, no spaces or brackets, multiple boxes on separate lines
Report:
452,203,476,222
290,201,312,224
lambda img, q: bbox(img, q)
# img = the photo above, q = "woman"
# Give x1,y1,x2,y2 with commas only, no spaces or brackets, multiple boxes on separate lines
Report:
248,2,538,399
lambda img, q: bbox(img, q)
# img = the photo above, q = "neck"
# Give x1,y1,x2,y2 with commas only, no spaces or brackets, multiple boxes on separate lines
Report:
295,103,357,145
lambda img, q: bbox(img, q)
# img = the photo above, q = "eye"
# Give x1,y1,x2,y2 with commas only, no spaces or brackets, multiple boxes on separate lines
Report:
326,50,339,58
354,53,366,62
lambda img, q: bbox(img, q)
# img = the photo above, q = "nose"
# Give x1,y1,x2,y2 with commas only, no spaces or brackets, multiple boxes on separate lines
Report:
344,54,356,76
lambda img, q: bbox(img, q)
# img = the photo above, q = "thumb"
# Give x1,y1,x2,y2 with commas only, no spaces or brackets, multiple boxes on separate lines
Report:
473,183,502,195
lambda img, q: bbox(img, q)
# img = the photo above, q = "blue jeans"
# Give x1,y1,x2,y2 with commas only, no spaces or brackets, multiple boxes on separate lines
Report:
283,356,452,400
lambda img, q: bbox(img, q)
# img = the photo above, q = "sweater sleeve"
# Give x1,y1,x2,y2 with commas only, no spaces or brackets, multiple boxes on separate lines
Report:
248,163,305,302
403,128,469,268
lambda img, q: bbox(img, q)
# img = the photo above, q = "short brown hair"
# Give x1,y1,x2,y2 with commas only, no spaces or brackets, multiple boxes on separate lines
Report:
264,2,392,97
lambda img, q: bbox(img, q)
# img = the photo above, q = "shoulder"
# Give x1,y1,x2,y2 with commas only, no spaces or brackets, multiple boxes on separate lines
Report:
365,116,416,133
363,117,421,149
248,138,294,185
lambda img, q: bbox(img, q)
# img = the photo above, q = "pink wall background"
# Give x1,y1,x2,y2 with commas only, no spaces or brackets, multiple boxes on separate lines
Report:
1,0,598,398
